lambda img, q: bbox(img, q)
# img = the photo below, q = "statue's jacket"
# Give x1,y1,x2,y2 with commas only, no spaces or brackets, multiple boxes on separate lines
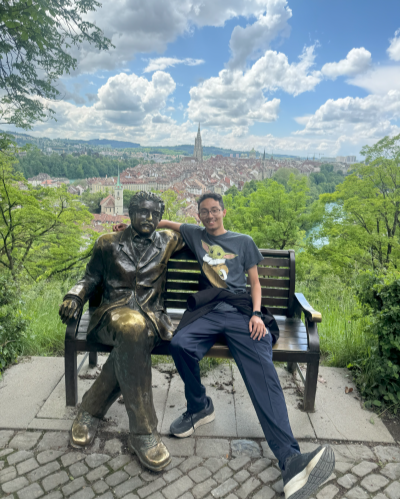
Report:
64,228,185,341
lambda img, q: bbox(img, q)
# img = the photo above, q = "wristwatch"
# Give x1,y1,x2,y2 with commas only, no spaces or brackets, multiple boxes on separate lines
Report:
252,311,264,319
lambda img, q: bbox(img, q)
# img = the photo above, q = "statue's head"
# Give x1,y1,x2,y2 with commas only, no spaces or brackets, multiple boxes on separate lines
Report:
128,191,165,237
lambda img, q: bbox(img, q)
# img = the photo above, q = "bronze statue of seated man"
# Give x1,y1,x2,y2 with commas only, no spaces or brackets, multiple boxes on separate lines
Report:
59,191,184,471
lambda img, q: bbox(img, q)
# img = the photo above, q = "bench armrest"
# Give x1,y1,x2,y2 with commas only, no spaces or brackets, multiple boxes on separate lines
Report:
65,310,82,341
294,293,322,323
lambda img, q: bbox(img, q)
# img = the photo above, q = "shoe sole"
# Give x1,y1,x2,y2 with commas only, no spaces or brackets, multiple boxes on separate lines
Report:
284,446,335,499
129,444,171,472
173,411,216,438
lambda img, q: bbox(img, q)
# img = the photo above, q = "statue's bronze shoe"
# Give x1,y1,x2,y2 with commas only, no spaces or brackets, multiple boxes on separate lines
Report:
70,409,100,448
128,433,171,472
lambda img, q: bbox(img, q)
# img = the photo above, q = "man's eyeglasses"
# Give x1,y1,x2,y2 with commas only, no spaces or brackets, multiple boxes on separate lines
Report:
199,208,222,217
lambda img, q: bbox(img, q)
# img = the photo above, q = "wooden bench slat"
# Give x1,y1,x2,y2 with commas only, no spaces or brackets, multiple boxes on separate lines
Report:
166,282,199,291
245,285,289,298
261,297,289,307
170,248,199,260
257,278,290,288
262,288,290,298
165,291,193,301
167,271,200,281
167,261,201,271
257,267,290,277
259,257,290,267
273,342,308,351
264,306,289,315
165,300,188,308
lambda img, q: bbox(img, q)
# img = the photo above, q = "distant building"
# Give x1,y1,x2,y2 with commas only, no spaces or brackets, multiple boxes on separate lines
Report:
336,156,357,164
100,194,116,215
114,167,124,215
28,173,51,186
194,123,203,162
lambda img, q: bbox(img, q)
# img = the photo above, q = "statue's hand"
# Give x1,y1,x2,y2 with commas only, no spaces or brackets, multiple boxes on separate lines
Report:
113,223,128,232
59,298,82,324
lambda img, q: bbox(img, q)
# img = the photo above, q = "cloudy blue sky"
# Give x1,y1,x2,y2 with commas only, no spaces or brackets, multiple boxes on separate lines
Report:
27,0,400,157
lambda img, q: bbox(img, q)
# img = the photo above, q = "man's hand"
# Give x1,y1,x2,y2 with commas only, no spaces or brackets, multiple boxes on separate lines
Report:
59,298,82,324
249,315,268,341
113,223,128,232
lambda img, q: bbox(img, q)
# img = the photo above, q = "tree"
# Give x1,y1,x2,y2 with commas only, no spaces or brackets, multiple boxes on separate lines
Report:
224,175,320,250
308,134,400,276
81,189,107,214
272,167,303,190
0,155,95,279
0,0,111,132
225,185,239,198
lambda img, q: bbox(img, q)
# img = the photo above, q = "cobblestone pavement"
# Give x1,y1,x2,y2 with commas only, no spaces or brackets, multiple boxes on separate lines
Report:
1,430,400,499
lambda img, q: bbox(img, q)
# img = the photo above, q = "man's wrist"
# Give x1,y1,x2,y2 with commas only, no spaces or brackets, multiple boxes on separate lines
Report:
252,311,264,319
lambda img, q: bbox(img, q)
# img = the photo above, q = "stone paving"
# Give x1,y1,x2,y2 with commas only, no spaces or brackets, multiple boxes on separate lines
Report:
1,429,400,499
0,358,394,444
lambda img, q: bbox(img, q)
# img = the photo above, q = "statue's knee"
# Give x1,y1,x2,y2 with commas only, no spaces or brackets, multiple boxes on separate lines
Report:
112,310,147,341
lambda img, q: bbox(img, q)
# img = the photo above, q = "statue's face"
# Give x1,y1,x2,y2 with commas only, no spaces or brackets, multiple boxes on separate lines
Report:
130,199,162,237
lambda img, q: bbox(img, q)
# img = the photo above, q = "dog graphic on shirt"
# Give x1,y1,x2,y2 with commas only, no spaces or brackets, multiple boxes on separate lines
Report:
201,240,237,288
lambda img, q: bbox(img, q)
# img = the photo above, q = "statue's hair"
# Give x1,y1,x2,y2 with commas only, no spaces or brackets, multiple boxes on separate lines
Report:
128,191,165,219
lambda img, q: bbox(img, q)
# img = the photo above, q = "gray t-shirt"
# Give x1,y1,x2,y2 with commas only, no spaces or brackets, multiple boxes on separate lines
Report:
180,224,263,311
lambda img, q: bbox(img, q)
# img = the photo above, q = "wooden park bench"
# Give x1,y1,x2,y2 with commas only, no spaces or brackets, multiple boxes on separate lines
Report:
65,247,322,412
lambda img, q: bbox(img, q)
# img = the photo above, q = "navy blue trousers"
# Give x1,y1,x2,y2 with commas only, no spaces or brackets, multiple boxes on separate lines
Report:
170,308,300,469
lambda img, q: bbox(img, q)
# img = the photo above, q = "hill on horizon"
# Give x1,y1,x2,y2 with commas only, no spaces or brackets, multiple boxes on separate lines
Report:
2,130,298,158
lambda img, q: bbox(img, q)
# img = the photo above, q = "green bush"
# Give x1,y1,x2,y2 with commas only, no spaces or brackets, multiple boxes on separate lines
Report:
350,271,400,411
0,273,27,374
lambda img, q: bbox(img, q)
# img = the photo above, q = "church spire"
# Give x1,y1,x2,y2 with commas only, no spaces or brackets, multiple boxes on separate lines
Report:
194,122,203,162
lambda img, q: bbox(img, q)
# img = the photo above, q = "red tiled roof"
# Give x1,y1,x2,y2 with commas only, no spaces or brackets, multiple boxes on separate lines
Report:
100,194,115,206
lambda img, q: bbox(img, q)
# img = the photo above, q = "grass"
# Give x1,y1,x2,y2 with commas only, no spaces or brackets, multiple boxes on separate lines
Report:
19,278,76,357
16,273,373,371
296,274,373,367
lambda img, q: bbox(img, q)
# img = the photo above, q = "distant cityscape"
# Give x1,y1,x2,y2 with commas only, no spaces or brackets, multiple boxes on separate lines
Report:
23,126,356,229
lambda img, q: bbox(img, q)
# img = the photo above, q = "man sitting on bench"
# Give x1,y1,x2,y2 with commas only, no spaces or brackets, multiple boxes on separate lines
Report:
143,192,334,499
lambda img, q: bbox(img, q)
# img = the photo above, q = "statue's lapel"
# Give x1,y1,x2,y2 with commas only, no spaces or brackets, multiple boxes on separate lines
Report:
138,232,162,270
119,228,137,265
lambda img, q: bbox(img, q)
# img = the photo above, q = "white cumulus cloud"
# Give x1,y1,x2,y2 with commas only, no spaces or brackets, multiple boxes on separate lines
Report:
143,57,204,73
295,91,400,141
321,48,371,80
93,71,176,126
348,66,400,94
74,0,291,74
228,0,292,69
188,45,321,128
387,29,400,61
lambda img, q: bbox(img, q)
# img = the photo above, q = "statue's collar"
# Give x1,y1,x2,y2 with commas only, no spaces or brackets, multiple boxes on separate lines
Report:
120,225,162,249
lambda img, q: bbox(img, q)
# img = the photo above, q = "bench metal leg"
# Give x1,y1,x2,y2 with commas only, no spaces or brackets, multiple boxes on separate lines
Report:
89,351,98,368
286,362,296,374
303,360,318,412
65,342,78,406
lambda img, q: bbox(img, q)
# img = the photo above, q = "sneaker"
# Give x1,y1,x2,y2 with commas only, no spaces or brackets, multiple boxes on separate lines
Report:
170,397,215,438
282,445,335,499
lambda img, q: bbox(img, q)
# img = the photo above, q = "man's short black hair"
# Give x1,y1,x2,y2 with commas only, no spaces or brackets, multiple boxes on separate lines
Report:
128,191,165,219
197,192,224,211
